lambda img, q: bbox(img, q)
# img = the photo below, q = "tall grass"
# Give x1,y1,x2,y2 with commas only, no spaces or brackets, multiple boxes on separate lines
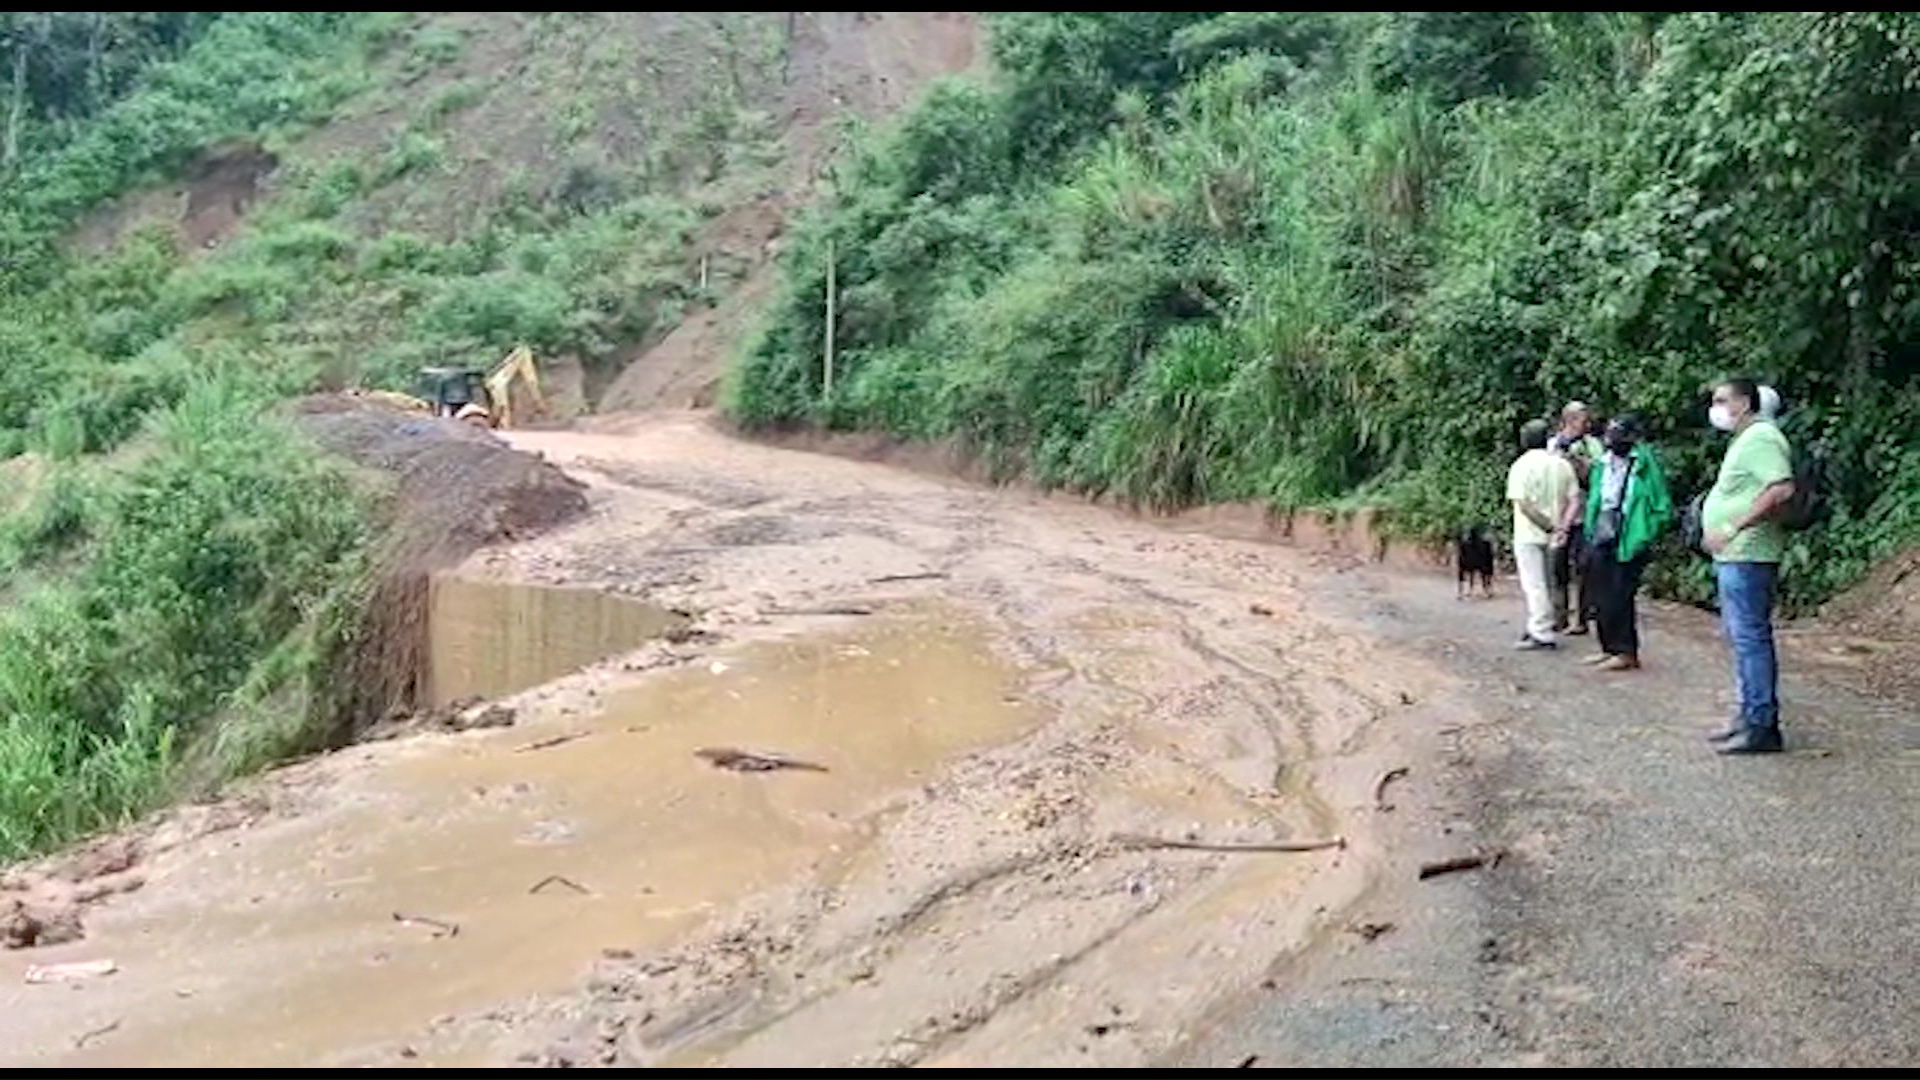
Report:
0,385,370,860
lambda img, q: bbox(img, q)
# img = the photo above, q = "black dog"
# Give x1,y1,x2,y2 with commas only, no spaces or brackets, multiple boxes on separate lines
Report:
1456,523,1495,599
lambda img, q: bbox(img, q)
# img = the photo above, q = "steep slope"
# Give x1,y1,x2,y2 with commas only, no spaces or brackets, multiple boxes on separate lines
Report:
67,12,979,413
0,11,977,862
595,11,980,412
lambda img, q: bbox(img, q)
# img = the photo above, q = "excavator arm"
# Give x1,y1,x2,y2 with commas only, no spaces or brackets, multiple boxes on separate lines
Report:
481,346,546,429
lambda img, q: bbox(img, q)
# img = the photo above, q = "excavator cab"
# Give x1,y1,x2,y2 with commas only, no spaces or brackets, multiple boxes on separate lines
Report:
410,349,545,429
417,366,491,425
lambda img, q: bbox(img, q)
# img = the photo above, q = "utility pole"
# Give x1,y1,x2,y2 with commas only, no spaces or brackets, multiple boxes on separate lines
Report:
823,237,836,399
782,12,797,85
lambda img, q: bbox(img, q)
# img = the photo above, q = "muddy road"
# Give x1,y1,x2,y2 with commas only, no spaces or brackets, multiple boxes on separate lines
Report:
3,413,1915,1068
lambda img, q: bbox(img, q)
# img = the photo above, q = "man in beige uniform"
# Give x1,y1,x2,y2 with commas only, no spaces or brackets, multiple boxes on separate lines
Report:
1507,419,1579,651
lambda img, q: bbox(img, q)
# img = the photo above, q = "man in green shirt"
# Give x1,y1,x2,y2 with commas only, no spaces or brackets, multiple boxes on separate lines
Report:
1701,377,1797,754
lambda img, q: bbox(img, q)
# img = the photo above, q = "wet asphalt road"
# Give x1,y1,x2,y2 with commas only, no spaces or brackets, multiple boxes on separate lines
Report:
1166,565,1920,1069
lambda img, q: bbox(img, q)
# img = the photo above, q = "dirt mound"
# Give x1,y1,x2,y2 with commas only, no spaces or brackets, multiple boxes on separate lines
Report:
1824,548,1920,636
1799,547,1920,700
1,835,143,950
293,395,590,740
3,798,273,952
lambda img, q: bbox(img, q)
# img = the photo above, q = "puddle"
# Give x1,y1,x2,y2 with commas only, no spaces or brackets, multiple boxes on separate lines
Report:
426,575,690,704
3,607,1039,1068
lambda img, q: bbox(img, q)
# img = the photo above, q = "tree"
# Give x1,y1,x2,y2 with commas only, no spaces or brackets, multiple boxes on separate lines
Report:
1,12,222,175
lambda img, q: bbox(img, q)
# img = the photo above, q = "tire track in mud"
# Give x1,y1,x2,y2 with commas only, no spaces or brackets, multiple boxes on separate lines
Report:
357,421,1460,1068
588,844,1177,1068
542,472,1367,1063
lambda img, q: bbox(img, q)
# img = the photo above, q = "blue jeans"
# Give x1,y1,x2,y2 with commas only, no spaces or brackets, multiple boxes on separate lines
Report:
1716,561,1780,731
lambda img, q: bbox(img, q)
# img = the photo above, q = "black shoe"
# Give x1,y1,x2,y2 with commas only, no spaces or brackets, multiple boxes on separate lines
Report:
1715,726,1784,755
1705,720,1742,743
1567,623,1590,636
1513,635,1558,651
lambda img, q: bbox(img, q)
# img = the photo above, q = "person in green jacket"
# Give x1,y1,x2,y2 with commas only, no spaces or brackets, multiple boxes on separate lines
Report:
1580,413,1673,672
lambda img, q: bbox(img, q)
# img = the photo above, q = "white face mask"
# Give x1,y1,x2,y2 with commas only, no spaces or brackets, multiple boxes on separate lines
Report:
1708,403,1737,432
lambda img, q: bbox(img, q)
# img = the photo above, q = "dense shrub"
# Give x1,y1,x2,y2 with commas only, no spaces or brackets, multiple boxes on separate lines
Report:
732,11,1920,613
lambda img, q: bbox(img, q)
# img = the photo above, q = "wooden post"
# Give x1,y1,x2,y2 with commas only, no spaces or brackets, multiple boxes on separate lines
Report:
782,12,797,86
823,238,837,398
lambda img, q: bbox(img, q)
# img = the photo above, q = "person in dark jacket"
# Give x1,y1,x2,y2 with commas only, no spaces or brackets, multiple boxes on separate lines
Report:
1543,397,1605,630
1580,414,1673,672
1549,401,1605,635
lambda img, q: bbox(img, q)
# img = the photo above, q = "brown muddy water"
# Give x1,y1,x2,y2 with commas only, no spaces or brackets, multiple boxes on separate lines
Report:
426,575,691,705
1,605,1041,1068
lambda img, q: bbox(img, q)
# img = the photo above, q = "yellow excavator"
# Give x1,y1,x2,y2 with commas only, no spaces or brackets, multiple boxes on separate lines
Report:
353,346,548,430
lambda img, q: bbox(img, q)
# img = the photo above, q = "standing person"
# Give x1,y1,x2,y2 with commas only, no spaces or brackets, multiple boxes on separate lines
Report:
1702,378,1796,754
1579,414,1672,672
1550,401,1605,468
1507,419,1578,651
1549,401,1605,635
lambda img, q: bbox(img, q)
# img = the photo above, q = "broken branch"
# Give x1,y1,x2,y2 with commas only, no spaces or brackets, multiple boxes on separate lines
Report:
529,875,591,896
1113,833,1346,854
695,747,829,773
391,911,460,938
72,1018,122,1050
869,572,948,584
515,732,589,753
1417,849,1505,881
1373,766,1410,812
760,604,874,617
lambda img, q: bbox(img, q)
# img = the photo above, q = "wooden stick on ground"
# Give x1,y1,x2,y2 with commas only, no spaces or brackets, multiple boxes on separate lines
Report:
73,1018,122,1050
1417,849,1506,880
695,747,830,773
1373,766,1410,812
391,912,460,938
515,732,589,753
1112,833,1346,854
529,875,591,896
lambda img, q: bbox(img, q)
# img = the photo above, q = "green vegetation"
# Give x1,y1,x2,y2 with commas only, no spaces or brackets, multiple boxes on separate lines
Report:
0,11,385,860
1,13,224,175
7,9,1917,862
0,12,787,859
731,12,1920,611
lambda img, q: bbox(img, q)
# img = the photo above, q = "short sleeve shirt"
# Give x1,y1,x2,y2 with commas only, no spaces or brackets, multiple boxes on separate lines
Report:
1703,420,1793,563
1507,448,1576,547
